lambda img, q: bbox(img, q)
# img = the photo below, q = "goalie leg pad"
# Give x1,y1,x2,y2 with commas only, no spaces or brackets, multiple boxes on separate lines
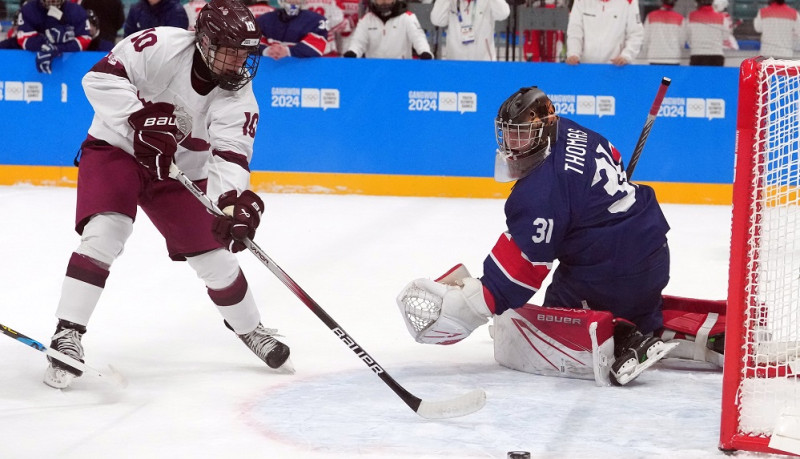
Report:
493,305,615,386
658,295,726,367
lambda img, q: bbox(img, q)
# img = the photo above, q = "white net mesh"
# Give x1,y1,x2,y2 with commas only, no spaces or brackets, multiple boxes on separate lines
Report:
738,58,800,436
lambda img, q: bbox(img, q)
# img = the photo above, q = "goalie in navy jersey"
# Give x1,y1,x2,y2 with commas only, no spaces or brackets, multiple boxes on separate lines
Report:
398,87,725,386
43,0,293,389
16,0,91,74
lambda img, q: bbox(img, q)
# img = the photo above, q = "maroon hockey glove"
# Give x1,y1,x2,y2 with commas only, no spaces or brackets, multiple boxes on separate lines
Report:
212,190,264,253
127,103,180,180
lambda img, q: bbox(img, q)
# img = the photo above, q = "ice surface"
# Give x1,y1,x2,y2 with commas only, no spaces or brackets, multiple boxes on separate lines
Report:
0,186,761,458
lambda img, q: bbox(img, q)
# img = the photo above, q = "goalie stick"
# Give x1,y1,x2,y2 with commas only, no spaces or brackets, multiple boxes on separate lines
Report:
169,164,486,419
1,322,127,388
626,77,671,180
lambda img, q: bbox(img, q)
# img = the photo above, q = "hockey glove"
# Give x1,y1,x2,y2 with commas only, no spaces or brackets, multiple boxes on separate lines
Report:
35,43,61,74
45,26,75,45
342,50,357,58
127,103,179,180
419,51,433,60
396,264,493,345
212,190,264,253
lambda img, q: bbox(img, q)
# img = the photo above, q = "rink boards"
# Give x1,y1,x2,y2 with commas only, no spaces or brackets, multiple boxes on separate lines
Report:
0,50,738,204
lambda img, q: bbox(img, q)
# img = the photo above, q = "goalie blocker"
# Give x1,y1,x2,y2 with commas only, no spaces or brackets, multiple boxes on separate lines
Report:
398,264,726,386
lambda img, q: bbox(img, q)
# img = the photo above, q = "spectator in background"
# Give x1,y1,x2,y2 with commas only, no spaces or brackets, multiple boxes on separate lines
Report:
344,0,432,59
304,0,346,56
124,0,188,37
522,0,566,63
430,0,510,61
79,0,125,44
184,0,208,30
565,0,643,65
687,0,728,66
338,0,361,52
245,0,275,18
641,0,686,65
754,0,800,59
256,0,328,59
85,9,114,51
712,0,739,51
0,11,21,49
17,0,91,73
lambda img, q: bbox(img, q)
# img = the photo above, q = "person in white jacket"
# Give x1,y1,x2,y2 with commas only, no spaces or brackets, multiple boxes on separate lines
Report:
566,0,644,65
753,0,800,59
430,0,509,61
344,0,433,59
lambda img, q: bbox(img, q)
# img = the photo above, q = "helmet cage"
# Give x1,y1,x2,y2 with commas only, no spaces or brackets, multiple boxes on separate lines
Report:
195,0,262,91
197,37,260,91
495,114,557,161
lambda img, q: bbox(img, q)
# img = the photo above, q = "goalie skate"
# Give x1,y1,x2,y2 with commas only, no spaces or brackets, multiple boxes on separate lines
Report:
228,321,295,374
43,320,86,389
610,336,678,386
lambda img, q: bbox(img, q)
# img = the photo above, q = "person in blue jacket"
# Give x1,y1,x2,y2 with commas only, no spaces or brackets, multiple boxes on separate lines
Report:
124,0,189,37
16,0,91,73
256,0,328,58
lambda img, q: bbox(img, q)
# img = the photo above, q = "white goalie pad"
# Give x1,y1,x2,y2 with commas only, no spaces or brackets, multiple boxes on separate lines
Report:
493,305,615,386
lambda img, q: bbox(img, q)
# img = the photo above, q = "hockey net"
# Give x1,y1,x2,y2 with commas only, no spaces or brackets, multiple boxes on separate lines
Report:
720,57,800,454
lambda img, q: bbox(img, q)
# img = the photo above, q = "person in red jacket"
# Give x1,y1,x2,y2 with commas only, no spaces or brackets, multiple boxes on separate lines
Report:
642,0,687,65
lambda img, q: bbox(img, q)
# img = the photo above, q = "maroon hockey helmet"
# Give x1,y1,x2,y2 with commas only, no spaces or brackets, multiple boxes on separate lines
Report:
494,86,558,182
195,0,262,91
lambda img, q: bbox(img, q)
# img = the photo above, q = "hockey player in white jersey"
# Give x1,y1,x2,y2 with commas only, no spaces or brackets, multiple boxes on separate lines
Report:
44,0,294,389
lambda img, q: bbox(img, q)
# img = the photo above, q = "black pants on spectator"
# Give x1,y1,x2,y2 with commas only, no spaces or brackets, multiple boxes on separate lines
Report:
689,55,724,66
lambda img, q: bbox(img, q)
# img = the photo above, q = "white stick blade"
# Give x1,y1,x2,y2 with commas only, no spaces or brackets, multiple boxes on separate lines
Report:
415,389,486,420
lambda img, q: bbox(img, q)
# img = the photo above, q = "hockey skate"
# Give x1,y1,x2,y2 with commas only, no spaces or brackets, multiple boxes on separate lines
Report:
610,320,677,386
43,320,86,389
226,321,294,374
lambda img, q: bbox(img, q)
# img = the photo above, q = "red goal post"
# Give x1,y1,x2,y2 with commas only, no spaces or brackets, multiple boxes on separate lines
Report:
720,57,800,455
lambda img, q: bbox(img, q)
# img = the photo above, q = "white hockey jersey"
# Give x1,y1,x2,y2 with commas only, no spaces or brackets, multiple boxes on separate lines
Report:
82,27,258,203
430,0,510,61
346,10,432,59
566,0,643,63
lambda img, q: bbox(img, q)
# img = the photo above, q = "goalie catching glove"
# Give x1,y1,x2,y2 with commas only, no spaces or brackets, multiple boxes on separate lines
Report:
396,264,493,345
127,103,181,180
212,190,264,253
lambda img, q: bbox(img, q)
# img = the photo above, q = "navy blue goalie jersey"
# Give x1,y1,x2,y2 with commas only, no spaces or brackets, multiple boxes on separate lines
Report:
481,117,670,317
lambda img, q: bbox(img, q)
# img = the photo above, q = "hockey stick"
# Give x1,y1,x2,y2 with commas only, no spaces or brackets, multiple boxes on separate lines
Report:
626,77,671,180
169,164,486,419
1,322,127,388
